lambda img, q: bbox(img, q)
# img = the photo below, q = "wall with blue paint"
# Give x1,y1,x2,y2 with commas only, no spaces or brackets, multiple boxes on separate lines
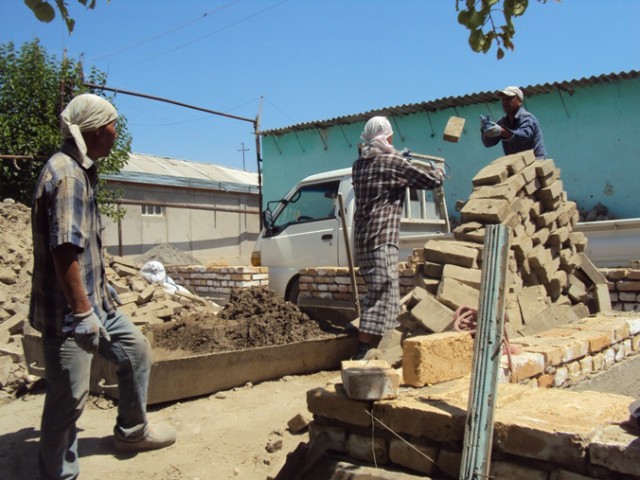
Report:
261,77,640,219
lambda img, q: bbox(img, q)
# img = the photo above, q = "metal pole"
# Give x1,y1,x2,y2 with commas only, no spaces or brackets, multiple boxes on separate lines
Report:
459,224,510,480
337,193,360,318
254,97,264,230
83,83,255,124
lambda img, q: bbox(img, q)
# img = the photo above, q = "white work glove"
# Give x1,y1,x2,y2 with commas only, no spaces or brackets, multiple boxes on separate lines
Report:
431,165,445,183
480,114,492,131
483,122,503,138
73,309,111,355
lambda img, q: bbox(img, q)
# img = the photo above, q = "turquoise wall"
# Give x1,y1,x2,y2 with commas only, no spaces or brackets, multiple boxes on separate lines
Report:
261,78,640,220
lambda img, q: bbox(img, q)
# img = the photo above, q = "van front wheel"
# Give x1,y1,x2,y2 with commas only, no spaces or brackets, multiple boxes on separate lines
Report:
286,278,300,304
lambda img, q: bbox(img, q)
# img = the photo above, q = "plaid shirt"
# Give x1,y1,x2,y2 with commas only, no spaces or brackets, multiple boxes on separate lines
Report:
352,149,443,254
29,140,116,337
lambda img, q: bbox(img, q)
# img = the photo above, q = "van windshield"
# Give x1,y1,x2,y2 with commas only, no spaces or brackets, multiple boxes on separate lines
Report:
272,180,340,231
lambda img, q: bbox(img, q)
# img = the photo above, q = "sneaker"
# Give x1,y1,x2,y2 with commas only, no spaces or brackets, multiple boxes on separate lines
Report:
113,423,177,453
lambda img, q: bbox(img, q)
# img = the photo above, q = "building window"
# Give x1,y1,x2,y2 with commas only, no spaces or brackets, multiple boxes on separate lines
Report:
141,204,164,217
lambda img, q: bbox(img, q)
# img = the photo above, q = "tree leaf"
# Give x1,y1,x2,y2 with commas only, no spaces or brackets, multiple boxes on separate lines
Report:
468,29,486,52
25,0,56,23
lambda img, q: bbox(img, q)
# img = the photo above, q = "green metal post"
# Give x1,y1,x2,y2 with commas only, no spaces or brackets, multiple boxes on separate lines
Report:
459,224,511,479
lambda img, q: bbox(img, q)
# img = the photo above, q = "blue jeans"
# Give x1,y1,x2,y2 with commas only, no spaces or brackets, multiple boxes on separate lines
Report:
39,309,151,480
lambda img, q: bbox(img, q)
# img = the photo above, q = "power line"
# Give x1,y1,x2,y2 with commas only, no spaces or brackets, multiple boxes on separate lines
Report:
89,0,240,62
114,0,288,73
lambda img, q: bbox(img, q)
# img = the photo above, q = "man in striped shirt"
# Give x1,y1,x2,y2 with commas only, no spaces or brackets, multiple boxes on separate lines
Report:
352,116,445,360
30,94,176,479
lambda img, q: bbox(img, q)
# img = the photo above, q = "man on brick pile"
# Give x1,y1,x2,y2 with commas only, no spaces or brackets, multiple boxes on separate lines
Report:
480,85,547,159
351,116,446,360
29,93,176,480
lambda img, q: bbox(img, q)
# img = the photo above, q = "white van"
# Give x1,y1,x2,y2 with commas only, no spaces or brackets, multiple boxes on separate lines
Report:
251,157,451,302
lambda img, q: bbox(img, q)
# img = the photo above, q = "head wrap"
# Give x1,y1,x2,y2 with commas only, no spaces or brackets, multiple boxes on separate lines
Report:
60,93,118,163
360,116,394,159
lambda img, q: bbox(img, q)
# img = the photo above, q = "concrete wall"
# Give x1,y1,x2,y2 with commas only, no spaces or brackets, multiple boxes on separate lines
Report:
261,76,640,220
103,182,260,265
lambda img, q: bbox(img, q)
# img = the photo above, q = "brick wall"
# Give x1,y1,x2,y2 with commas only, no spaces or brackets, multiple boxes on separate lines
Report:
171,266,268,301
298,264,416,302
602,267,640,312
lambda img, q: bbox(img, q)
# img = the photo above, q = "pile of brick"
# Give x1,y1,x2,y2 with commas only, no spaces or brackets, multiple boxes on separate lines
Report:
407,150,610,339
106,256,222,327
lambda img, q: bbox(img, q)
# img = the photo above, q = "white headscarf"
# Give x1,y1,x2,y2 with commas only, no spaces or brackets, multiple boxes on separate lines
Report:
60,93,118,164
360,116,394,159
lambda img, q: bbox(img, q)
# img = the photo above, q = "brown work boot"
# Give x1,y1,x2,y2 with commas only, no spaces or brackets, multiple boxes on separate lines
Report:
113,423,177,453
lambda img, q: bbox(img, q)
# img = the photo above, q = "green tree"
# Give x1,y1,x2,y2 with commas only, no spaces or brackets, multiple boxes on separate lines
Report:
457,0,558,59
0,39,130,218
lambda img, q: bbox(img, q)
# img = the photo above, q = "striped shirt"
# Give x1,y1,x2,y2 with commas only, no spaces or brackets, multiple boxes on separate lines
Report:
352,149,444,255
29,140,116,337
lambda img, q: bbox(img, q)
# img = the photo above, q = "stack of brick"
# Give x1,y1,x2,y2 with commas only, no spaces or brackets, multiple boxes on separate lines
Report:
602,267,640,312
415,150,602,338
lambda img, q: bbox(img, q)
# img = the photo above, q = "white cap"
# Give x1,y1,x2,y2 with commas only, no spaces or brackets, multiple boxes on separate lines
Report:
499,86,523,101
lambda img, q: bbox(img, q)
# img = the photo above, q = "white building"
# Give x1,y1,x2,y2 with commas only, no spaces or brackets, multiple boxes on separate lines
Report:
101,153,260,266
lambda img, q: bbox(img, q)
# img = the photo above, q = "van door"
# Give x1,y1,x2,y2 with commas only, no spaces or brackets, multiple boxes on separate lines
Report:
261,180,342,298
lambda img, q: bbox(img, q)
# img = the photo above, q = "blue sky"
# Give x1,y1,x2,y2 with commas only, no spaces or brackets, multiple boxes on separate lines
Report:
2,0,639,171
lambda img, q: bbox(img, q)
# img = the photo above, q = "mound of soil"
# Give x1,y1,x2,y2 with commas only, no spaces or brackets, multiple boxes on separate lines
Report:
147,286,333,354
135,243,202,266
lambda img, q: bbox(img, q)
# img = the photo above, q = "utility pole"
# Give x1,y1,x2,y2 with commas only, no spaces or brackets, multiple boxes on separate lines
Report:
238,142,250,171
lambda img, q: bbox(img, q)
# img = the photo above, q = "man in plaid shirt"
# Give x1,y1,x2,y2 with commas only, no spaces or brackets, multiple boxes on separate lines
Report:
30,94,176,479
352,116,445,360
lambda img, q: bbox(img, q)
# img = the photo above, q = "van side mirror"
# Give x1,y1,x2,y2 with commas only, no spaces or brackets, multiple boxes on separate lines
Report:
262,208,274,231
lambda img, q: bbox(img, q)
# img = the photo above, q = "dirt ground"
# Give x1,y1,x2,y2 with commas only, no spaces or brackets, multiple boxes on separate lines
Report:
0,369,340,480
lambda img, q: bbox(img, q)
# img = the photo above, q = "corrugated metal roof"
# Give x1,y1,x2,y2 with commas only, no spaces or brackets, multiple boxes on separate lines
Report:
260,70,640,136
102,153,259,194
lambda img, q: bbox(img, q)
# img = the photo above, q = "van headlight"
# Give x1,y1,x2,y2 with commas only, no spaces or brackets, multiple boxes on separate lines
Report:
251,251,261,266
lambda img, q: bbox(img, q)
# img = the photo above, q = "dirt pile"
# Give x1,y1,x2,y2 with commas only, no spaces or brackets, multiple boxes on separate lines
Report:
149,286,330,354
135,243,203,266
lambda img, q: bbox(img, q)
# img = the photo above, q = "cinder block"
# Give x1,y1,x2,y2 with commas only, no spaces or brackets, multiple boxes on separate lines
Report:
533,158,556,177
490,460,548,480
389,438,438,474
346,432,389,464
402,332,474,386
436,449,462,480
374,396,468,443
424,240,480,268
341,360,400,401
436,277,479,311
307,384,372,427
549,469,597,480
517,285,551,326
442,264,482,289
494,389,629,468
472,162,510,186
308,423,346,452
443,116,465,143
590,424,640,477
409,291,455,333
460,198,511,224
